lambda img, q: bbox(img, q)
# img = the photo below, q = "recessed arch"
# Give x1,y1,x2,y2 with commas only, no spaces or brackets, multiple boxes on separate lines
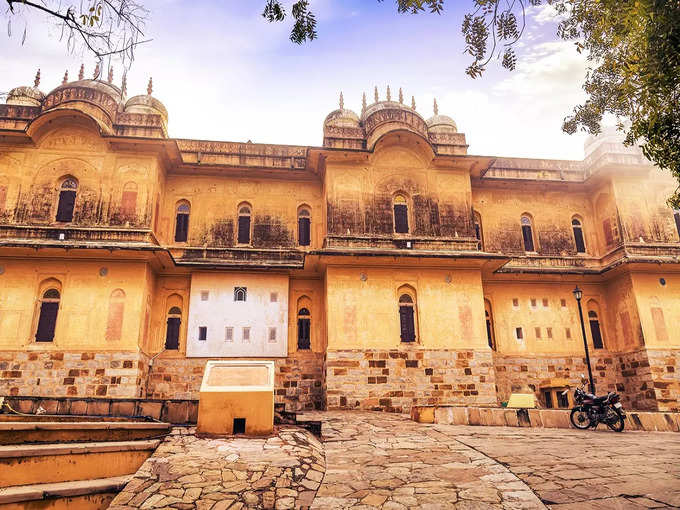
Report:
34,278,63,342
174,200,191,242
520,213,536,252
297,204,311,247
484,298,496,351
473,210,484,250
297,295,312,350
165,294,183,350
586,299,604,349
105,289,126,341
397,284,418,343
393,193,410,234
571,215,586,253
55,176,78,222
237,202,252,245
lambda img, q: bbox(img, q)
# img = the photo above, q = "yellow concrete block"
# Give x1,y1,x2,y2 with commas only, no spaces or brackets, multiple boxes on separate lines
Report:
506,393,536,408
197,360,275,436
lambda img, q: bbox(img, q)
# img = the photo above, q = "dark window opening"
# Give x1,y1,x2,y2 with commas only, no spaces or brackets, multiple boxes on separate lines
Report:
297,317,310,350
165,317,180,350
589,312,604,349
238,206,251,244
35,289,60,342
175,213,189,242
234,287,247,301
298,217,311,246
233,418,246,434
572,218,586,253
394,204,409,233
198,326,207,341
557,391,569,408
399,294,416,343
674,211,680,238
516,327,524,340
521,224,534,252
544,391,553,409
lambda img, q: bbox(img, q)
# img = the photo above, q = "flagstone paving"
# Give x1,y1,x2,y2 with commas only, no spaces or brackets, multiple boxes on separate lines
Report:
436,424,680,509
305,411,544,509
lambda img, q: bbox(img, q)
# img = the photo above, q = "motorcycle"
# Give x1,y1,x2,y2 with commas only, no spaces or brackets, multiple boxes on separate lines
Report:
565,376,626,432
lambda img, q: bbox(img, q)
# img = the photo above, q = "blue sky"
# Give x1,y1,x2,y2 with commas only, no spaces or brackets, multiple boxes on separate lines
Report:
2,0,590,159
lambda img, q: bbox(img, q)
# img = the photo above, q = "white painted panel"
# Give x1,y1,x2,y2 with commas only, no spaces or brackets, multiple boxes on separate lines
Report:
186,273,289,358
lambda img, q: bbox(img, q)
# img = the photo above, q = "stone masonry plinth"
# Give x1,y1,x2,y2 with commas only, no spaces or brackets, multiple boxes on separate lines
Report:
325,348,497,412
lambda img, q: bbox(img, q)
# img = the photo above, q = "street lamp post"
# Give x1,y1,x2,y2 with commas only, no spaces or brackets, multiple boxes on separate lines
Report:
573,286,595,394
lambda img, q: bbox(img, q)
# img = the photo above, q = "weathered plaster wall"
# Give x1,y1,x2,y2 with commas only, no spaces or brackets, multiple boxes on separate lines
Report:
186,272,289,357
630,273,680,349
159,174,322,248
325,266,487,350
0,123,161,228
325,139,474,239
0,259,148,350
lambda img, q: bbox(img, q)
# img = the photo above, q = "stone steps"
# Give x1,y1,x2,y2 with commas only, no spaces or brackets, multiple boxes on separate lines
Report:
0,421,170,445
0,475,130,509
0,440,160,487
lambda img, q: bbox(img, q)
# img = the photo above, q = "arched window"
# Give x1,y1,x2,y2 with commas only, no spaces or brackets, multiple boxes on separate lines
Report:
35,286,61,342
297,307,311,350
121,182,138,219
105,289,126,341
572,216,586,253
474,211,484,250
587,303,604,349
56,177,78,222
674,209,680,239
520,214,535,252
165,305,182,350
393,195,409,234
237,204,252,244
484,299,496,350
174,201,190,242
298,207,311,247
398,288,417,343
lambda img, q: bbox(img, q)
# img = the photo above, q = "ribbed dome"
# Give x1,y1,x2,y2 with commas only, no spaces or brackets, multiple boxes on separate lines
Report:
426,114,457,133
324,108,360,128
6,85,45,106
124,94,168,121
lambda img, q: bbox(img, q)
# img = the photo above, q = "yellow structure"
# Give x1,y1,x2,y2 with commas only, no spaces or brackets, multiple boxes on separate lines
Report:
0,69,679,413
196,361,274,436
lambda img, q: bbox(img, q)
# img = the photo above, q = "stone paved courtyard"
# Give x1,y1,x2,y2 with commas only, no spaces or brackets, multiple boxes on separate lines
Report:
108,411,680,509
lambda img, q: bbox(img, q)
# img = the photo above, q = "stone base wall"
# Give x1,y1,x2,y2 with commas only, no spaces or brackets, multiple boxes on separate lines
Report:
493,348,680,412
147,351,325,412
0,351,147,398
647,349,680,412
326,348,497,413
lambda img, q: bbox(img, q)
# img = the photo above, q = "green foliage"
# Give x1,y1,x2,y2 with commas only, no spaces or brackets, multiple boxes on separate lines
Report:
263,0,680,206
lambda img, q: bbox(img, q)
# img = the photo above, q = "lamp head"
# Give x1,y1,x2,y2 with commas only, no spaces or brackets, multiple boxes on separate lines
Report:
573,286,583,301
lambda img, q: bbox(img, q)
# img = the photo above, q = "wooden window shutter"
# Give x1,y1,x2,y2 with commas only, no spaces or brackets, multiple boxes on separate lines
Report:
522,225,534,252
238,216,251,244
394,204,409,233
56,190,76,222
175,213,189,242
297,318,311,350
399,306,415,342
298,217,311,246
35,302,59,342
574,227,586,253
165,318,180,350
589,320,604,349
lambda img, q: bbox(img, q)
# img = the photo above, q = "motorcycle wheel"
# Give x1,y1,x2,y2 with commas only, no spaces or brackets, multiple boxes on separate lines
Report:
570,407,591,429
606,409,625,432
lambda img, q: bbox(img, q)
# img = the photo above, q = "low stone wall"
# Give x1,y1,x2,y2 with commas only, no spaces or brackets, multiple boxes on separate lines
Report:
0,395,198,424
147,351,325,412
492,348,680,412
0,351,147,399
416,405,680,433
325,348,497,412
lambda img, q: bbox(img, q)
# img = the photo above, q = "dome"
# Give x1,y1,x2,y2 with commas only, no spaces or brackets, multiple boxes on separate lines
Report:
6,70,44,106
6,85,45,106
323,108,360,128
426,114,457,133
124,78,168,124
46,79,124,104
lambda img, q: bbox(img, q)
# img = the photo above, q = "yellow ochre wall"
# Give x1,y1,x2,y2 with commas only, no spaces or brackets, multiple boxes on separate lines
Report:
325,266,487,350
0,259,148,350
631,273,680,349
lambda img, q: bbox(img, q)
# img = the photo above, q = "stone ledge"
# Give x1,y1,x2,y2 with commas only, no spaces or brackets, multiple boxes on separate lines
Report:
0,475,130,504
0,439,160,458
412,405,680,432
0,421,170,431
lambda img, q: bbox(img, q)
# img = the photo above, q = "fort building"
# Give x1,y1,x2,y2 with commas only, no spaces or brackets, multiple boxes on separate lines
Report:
1,71,679,414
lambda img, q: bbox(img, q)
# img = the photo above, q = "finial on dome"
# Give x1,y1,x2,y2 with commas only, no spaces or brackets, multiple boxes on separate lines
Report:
93,63,100,79
433,98,439,115
339,91,344,110
399,87,403,104
374,86,379,103
147,77,153,95
121,73,127,96
34,69,41,87
362,92,367,114
62,70,68,85
386,85,391,102
78,63,84,80
107,67,113,83
411,96,416,110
